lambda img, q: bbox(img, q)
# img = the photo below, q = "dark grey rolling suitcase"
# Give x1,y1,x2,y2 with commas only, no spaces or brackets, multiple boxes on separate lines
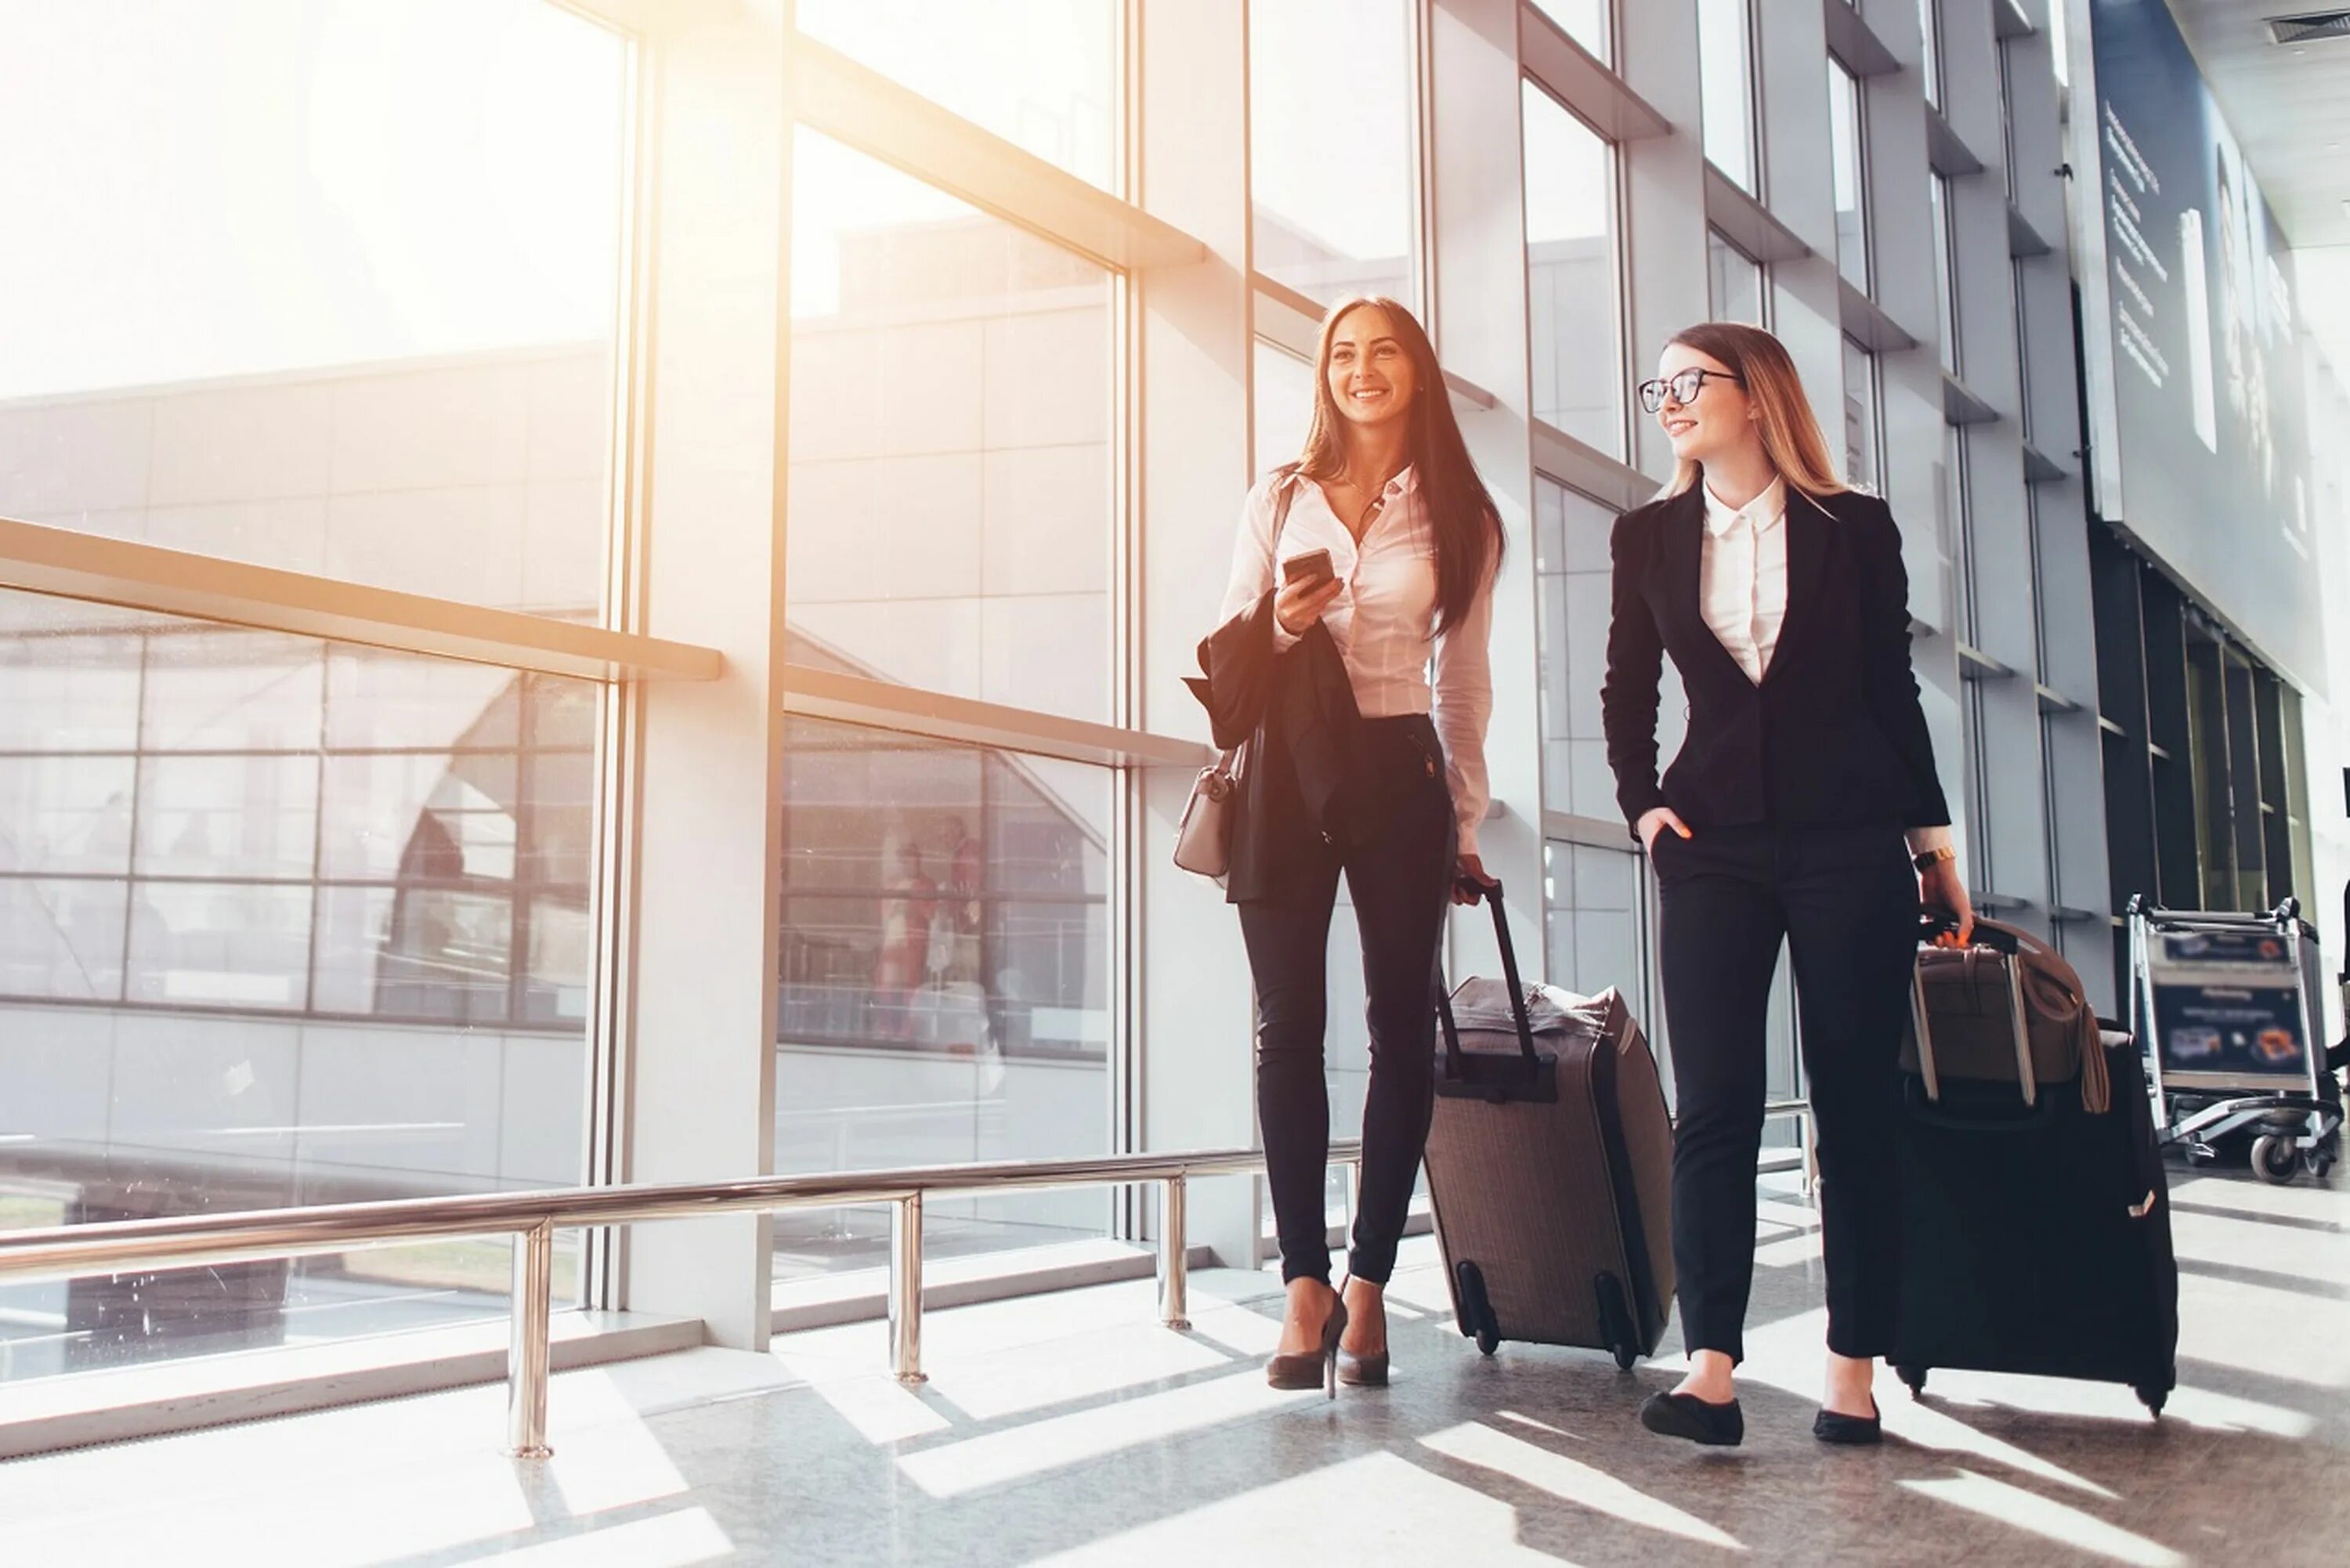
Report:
1893,919,2179,1414
1423,882,1675,1370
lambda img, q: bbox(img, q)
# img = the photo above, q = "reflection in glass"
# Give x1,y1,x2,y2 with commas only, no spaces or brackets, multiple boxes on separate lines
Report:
1697,0,1757,192
1830,62,1871,292
1529,0,1611,63
1524,84,1625,457
0,0,626,617
1250,0,1417,305
1843,338,1881,491
788,132,1113,725
1708,229,1765,326
774,718,1110,1282
1932,173,1960,374
797,0,1119,191
1918,0,1943,108
0,594,596,1377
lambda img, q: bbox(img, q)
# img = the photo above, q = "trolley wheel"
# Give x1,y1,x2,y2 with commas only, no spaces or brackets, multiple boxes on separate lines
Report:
1611,1341,1638,1372
2252,1133,2301,1185
1897,1364,1929,1397
2135,1384,2167,1418
2305,1150,2335,1182
1475,1327,1500,1357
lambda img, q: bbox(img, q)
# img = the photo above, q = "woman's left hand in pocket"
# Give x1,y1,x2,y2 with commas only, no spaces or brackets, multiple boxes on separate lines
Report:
1919,858,1975,948
1453,853,1497,906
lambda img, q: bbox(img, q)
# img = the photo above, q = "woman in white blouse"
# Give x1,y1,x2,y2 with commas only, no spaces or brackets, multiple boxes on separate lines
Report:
1603,322,1973,1447
1211,296,1500,1395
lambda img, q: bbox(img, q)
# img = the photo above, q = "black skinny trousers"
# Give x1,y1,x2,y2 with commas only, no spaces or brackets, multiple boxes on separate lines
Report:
1653,822,1918,1363
1238,717,1456,1288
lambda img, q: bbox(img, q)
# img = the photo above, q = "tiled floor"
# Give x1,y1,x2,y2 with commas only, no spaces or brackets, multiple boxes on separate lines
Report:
0,1169,2345,1566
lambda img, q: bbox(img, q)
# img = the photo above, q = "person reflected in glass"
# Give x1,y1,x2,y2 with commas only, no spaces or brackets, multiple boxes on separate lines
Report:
1607,324,1973,1447
870,839,936,1040
1203,296,1501,1393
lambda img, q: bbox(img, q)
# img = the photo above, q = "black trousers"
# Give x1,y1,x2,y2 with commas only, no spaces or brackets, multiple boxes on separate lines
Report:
1238,716,1456,1288
1652,822,1917,1362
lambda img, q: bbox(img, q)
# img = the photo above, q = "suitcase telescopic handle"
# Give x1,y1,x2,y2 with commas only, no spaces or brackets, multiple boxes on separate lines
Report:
1435,877,1542,1081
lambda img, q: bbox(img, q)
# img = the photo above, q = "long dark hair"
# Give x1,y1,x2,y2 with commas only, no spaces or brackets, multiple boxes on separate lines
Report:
1280,295,1502,631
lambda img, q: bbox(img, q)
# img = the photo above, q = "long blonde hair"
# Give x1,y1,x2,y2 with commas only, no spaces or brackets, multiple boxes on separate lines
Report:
1655,322,1851,502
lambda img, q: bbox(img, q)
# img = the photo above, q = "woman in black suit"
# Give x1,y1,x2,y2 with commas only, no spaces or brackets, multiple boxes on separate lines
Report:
1603,323,1973,1447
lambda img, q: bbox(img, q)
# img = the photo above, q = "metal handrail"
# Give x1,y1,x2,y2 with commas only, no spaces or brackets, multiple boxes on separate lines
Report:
0,1141,1362,1459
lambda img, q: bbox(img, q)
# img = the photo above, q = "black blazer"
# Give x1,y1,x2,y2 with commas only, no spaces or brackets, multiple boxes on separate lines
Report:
1185,590,1383,904
1600,484,1950,836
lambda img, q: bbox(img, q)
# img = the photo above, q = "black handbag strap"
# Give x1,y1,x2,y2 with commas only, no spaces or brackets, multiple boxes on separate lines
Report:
1435,878,1541,1079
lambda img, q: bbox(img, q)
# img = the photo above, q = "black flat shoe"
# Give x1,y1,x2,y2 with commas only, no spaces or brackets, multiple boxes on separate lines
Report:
1639,1390,1744,1447
1813,1396,1882,1446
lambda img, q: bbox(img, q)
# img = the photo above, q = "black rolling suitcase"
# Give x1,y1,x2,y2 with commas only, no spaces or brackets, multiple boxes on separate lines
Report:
1891,921,2179,1414
1423,881,1676,1370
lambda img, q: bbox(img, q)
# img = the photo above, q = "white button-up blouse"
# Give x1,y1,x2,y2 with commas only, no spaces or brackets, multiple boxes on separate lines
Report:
1218,467,1495,857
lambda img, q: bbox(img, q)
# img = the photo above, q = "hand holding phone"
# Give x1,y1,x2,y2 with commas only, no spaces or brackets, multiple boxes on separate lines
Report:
1274,548,1343,635
1280,548,1335,588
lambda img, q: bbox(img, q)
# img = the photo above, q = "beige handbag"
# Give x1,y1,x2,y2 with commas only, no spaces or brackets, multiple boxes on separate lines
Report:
1173,744,1243,881
1173,480,1296,883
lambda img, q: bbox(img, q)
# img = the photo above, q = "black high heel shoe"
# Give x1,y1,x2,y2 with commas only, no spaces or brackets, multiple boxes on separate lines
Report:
1813,1395,1882,1445
1266,1292,1350,1399
1639,1389,1744,1447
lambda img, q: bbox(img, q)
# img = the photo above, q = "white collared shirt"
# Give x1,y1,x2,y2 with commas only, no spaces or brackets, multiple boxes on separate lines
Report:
1697,473,1952,858
1218,467,1495,856
1699,477,1790,686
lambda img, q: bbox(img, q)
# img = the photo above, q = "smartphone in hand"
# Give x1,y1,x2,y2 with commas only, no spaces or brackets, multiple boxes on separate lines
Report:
1280,548,1336,589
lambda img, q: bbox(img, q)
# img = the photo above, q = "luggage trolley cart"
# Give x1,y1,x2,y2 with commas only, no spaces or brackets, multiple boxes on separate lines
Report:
2125,896,2344,1184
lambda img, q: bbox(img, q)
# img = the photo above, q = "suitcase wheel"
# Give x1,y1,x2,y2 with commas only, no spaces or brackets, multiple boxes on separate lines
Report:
1592,1274,1639,1372
1455,1261,1502,1357
2135,1384,2167,1418
1896,1364,1929,1397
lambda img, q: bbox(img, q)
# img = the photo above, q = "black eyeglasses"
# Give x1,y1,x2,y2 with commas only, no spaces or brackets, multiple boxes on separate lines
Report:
1636,369,1744,414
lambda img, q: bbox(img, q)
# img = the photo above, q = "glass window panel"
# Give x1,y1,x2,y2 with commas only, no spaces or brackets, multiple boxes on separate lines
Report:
135,754,320,880
1918,0,1943,107
316,886,515,1022
774,718,1111,1283
797,1,1119,192
1250,0,1417,305
1708,229,1765,326
788,132,1113,725
1697,0,1757,192
1932,173,1960,374
0,756,138,876
2051,3,2070,86
1524,84,1625,457
0,598,141,752
1255,341,1315,483
0,1,627,618
318,753,521,883
127,881,314,1010
0,877,126,1002
0,588,595,1378
1843,338,1880,490
1530,0,1611,63
1829,62,1871,292
1535,478,1636,819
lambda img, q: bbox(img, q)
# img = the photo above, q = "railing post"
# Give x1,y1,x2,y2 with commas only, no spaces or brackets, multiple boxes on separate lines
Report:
1159,1175,1190,1330
506,1221,555,1458
889,1192,926,1384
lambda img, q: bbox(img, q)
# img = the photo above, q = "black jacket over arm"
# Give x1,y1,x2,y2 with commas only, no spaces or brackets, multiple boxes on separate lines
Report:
1600,484,1950,837
1184,590,1376,904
